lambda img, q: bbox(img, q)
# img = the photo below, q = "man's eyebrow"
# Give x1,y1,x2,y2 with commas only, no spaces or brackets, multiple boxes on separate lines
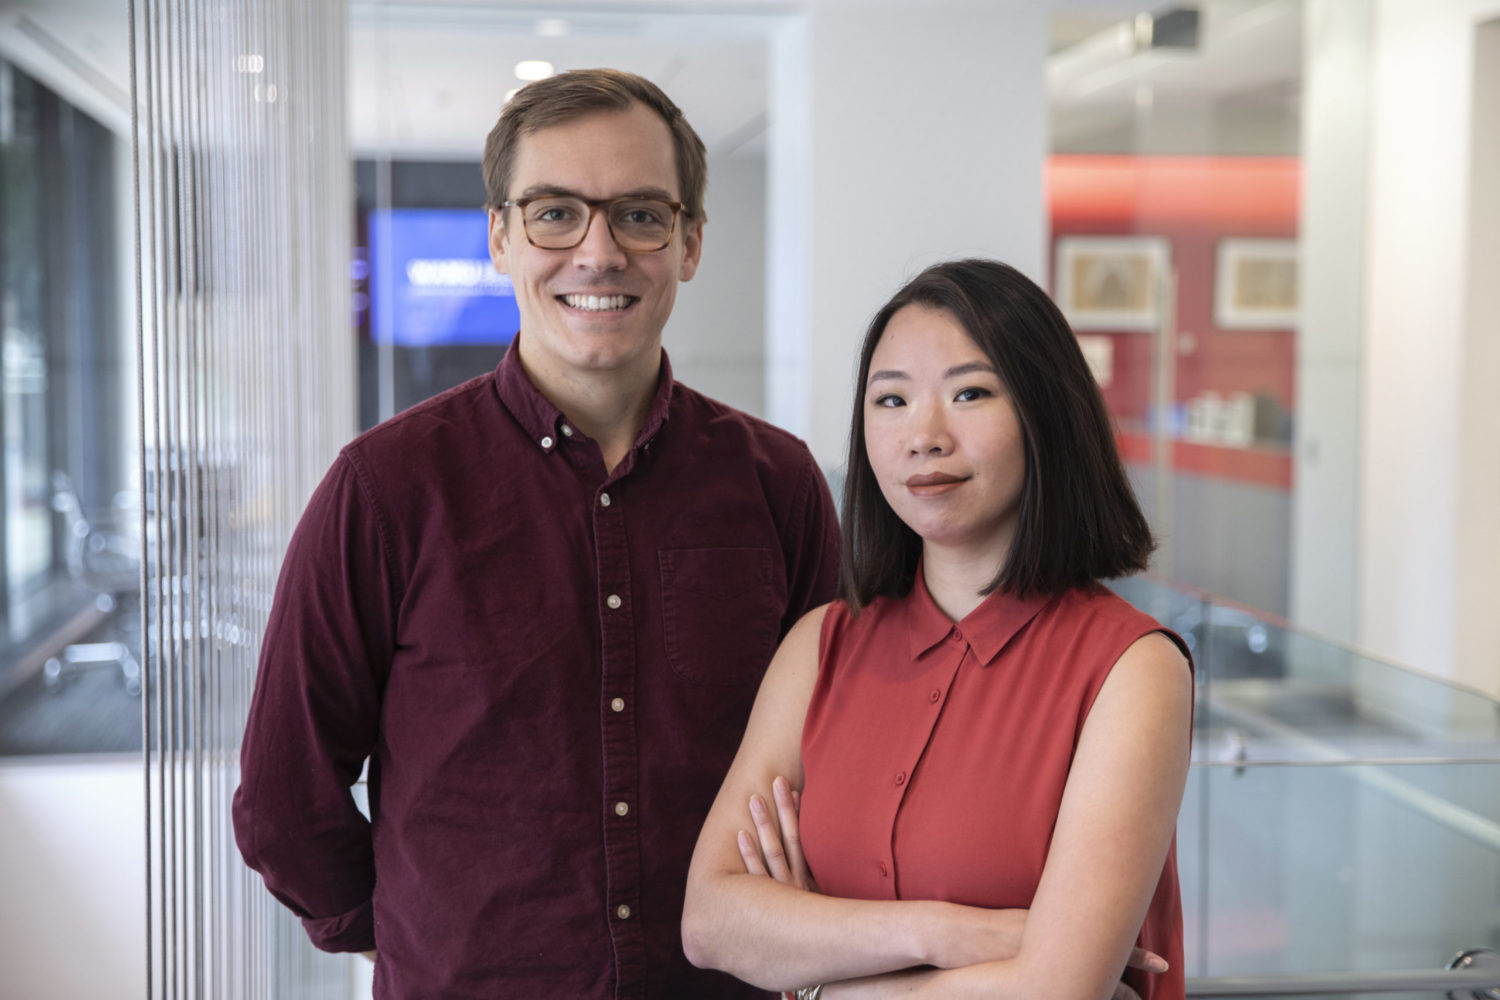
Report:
514,184,678,202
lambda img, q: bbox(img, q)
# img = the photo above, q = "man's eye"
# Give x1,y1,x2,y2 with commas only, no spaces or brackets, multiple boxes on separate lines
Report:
535,207,576,224
616,205,670,227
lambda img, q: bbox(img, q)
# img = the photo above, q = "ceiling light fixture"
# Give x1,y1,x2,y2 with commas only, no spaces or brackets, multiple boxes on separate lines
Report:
514,60,555,82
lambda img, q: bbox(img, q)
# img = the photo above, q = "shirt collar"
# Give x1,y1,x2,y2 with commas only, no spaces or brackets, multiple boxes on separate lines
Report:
905,563,1053,666
493,334,675,455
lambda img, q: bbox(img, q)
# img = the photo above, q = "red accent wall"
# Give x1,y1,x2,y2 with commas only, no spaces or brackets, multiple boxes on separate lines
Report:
1048,155,1299,490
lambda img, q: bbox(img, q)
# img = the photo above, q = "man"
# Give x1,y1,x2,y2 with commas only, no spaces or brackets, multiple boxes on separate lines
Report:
233,69,839,999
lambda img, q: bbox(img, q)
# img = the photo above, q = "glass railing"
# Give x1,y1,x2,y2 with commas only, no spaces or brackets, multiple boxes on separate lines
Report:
1112,577,1500,998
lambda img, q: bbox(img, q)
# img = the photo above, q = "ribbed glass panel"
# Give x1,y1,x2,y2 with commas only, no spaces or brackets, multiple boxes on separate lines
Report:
129,1,354,997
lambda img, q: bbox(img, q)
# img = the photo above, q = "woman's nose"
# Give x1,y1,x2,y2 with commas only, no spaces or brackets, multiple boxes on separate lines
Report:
908,405,953,455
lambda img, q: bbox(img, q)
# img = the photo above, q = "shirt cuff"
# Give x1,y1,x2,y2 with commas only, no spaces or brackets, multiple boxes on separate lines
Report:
301,897,375,953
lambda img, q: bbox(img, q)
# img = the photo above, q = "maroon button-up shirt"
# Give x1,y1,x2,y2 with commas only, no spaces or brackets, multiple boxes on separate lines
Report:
232,344,840,999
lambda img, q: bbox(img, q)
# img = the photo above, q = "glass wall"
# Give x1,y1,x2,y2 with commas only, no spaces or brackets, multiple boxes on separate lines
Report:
0,56,137,738
1048,2,1309,620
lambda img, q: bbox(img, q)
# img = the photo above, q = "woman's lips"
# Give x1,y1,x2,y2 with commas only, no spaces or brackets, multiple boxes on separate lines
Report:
906,472,966,496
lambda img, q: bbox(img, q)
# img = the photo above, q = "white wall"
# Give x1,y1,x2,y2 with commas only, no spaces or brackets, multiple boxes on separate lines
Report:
666,154,768,417
1290,0,1373,644
0,757,146,1000
768,0,1048,468
1361,0,1500,696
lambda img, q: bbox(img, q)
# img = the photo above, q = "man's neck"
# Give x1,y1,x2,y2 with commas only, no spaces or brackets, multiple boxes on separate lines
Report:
519,348,661,474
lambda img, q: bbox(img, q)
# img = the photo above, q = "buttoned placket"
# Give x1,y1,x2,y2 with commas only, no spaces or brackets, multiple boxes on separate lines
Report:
590,461,649,997
876,629,968,898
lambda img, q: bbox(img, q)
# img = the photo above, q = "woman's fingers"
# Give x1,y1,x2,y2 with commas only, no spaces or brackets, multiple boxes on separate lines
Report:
737,829,768,876
749,793,792,881
771,776,814,891
1125,947,1168,973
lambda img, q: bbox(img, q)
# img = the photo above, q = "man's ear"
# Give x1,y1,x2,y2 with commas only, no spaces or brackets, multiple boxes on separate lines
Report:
488,207,510,275
678,218,704,282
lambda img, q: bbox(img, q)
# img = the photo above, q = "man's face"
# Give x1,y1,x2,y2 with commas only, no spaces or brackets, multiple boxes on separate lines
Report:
489,103,703,389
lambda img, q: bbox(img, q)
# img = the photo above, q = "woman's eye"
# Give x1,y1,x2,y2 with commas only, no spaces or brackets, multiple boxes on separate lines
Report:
955,387,992,402
871,394,905,408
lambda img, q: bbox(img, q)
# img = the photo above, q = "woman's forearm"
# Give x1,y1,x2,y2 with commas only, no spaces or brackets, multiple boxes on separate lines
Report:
681,871,1028,991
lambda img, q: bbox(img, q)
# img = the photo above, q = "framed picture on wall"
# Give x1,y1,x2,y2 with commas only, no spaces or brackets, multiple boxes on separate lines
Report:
1215,238,1299,329
1054,236,1171,331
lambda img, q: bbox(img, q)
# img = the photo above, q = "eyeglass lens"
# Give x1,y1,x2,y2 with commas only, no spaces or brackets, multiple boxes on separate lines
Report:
522,196,676,251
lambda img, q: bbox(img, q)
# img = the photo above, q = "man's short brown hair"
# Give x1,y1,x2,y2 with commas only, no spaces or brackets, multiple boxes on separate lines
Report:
482,68,708,222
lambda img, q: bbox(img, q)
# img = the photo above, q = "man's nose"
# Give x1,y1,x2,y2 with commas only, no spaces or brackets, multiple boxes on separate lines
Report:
572,208,628,270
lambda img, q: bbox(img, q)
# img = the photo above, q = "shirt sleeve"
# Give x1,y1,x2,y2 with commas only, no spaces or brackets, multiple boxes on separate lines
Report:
779,447,842,633
231,450,398,953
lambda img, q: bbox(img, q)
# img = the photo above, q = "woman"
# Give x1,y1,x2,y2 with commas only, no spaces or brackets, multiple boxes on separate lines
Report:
681,259,1192,1000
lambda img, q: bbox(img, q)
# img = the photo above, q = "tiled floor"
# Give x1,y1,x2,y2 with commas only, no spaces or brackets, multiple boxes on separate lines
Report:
0,659,142,756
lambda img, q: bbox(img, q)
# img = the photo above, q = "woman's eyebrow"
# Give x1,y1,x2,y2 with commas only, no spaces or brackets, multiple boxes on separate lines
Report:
867,369,907,384
944,361,998,378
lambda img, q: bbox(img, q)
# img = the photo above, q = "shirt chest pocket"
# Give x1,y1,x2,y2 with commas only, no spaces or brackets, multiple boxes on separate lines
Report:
659,547,782,686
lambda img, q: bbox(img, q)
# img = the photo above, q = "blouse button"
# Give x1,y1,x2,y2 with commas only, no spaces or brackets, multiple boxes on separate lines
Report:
950,629,964,643
895,771,906,786
599,492,612,507
928,689,940,703
606,594,622,610
610,697,625,713
616,904,632,920
614,801,629,817
539,435,554,450
560,424,573,437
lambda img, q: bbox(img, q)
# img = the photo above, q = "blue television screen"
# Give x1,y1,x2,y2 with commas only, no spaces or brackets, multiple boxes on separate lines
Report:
368,208,520,346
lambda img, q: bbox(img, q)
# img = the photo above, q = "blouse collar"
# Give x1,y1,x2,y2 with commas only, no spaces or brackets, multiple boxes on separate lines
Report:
904,563,1053,666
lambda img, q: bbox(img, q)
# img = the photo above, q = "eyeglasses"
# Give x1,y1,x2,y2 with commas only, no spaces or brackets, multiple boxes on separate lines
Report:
502,195,685,252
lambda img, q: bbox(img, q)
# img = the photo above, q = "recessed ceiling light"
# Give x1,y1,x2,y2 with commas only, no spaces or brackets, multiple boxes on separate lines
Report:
535,18,570,38
514,60,555,82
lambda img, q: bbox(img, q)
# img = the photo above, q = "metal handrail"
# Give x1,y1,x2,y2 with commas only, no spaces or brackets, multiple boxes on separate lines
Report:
1187,950,1500,997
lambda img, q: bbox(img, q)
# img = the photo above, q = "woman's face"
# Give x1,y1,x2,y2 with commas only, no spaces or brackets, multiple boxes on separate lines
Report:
863,304,1026,563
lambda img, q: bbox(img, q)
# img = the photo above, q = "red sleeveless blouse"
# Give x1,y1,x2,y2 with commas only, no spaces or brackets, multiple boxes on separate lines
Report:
799,574,1190,999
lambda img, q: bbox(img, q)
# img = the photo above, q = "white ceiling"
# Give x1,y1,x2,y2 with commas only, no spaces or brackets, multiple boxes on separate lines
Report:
2,0,1304,160
347,4,780,159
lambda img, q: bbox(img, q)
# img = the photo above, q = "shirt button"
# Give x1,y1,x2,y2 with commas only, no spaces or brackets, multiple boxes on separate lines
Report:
610,697,625,712
599,492,612,507
606,594,622,610
929,689,940,703
895,771,906,786
560,424,573,437
540,435,554,449
614,801,629,817
616,904,632,920
951,629,964,643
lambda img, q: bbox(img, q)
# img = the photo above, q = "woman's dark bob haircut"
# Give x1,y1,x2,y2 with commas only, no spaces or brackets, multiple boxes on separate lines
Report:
838,258,1154,613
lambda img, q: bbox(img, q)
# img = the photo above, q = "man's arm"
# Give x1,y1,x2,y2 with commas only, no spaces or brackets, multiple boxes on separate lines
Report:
232,452,395,953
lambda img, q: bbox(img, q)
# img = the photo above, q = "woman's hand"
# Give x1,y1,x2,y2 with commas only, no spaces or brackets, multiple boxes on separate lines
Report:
737,776,817,893
735,777,1168,988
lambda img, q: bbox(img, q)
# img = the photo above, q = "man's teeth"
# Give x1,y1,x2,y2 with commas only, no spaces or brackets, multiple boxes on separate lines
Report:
563,294,631,312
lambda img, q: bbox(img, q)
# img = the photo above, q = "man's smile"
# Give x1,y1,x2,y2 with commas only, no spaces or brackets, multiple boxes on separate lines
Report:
559,293,639,312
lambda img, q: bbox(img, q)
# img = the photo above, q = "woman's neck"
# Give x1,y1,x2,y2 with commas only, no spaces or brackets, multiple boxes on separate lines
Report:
920,543,1008,622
